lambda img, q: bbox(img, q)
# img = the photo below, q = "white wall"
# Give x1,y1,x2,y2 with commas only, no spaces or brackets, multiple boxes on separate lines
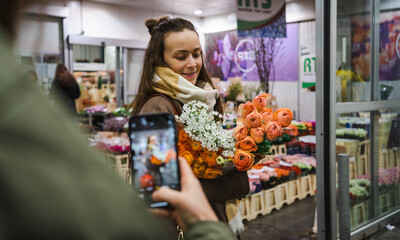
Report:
43,0,202,42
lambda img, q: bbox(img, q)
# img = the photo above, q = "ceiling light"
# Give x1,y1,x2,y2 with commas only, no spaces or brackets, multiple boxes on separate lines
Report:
194,10,202,15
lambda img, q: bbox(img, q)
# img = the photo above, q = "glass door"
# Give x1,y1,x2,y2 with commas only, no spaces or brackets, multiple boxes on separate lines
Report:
316,0,400,239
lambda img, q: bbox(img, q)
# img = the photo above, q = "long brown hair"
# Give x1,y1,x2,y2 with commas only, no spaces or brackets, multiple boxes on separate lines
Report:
54,63,77,87
129,16,223,115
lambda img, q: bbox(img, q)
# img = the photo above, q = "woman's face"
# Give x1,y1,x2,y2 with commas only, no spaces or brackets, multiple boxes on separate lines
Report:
163,29,202,85
149,135,157,145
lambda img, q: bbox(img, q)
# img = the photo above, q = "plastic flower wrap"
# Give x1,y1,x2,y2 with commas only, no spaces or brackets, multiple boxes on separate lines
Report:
176,101,236,179
232,92,293,170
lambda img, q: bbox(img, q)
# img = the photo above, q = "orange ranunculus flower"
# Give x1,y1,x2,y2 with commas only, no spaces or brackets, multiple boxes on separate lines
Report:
265,121,282,141
194,150,204,160
204,151,218,167
273,108,293,127
179,129,190,143
233,125,248,140
252,92,271,112
195,156,204,165
203,167,222,179
261,108,274,125
191,141,202,151
238,101,256,118
235,136,258,152
233,149,255,171
192,163,206,177
245,111,263,128
180,150,194,165
178,142,192,152
250,127,265,143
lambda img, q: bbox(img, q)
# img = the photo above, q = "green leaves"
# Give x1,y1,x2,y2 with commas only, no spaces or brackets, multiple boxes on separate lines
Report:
254,139,272,155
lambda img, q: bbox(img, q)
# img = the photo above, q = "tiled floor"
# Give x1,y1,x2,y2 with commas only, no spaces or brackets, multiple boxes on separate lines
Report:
239,195,400,240
365,221,400,240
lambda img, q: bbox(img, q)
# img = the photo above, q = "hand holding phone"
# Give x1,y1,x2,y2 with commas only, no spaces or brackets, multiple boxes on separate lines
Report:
128,113,180,208
151,157,219,231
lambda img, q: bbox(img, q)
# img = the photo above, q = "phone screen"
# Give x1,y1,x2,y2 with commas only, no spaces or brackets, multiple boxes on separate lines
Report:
128,113,180,208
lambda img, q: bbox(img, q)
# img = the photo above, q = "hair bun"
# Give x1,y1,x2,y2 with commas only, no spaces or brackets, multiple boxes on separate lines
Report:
145,16,170,35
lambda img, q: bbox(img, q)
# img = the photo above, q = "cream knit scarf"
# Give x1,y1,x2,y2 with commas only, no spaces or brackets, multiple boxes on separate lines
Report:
152,67,219,110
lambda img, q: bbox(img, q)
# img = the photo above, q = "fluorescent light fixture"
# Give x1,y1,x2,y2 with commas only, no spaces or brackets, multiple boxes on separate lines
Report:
194,10,202,15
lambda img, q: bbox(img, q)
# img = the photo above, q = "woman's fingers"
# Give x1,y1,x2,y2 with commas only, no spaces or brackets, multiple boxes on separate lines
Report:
178,156,194,182
152,186,180,205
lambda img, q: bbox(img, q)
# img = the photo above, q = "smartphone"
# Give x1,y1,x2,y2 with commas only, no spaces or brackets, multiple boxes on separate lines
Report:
128,113,180,208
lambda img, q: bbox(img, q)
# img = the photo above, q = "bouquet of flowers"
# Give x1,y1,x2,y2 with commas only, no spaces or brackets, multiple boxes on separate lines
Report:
232,92,293,170
176,92,293,179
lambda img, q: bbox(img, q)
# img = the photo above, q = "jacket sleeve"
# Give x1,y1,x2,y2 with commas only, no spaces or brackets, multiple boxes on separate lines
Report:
185,221,236,240
72,82,81,99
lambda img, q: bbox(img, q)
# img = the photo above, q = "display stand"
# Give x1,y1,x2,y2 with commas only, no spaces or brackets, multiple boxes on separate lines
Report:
379,150,389,169
379,190,397,214
278,144,287,155
311,174,317,193
349,159,357,180
249,192,265,220
270,145,278,156
239,197,251,221
356,140,369,176
263,187,279,215
276,182,291,208
300,175,314,198
105,153,129,180
288,180,301,203
351,201,367,228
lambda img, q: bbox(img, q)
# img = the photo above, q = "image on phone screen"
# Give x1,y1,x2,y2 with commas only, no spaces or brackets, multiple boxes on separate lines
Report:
129,114,179,207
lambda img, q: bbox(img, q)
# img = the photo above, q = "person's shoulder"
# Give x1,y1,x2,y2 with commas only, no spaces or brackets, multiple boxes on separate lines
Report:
144,95,171,106
140,95,176,115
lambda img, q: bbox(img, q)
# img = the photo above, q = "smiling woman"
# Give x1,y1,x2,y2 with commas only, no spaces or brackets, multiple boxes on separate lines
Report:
130,16,223,115
129,16,251,235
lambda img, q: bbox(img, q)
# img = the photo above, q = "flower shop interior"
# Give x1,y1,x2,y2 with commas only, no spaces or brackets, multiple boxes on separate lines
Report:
16,0,400,239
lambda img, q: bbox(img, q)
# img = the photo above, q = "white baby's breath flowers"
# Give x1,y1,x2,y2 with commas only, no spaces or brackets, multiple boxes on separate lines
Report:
176,100,236,157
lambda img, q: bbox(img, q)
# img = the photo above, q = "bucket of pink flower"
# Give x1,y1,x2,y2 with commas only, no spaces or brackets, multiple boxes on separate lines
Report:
232,93,294,171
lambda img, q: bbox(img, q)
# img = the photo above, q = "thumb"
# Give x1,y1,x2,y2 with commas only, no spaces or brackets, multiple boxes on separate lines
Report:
152,186,180,205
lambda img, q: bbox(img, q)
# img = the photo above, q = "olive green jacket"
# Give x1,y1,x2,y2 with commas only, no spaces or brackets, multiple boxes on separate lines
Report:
0,27,236,240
